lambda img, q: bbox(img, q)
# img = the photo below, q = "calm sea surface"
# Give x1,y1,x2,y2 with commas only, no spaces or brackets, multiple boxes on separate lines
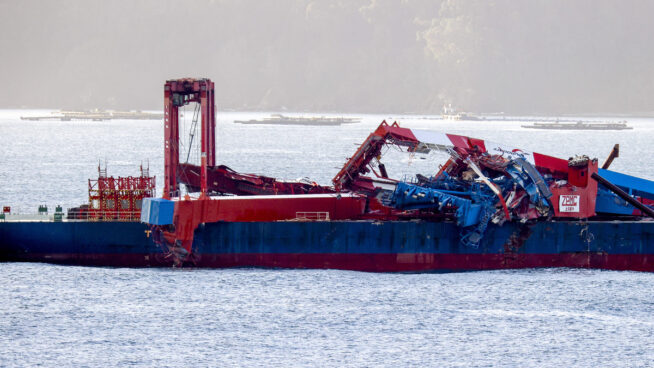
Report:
1,110,653,367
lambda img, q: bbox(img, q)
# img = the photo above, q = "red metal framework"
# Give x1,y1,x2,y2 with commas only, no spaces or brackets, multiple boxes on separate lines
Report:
88,165,155,220
163,78,333,197
332,121,420,193
164,78,215,198
176,163,334,195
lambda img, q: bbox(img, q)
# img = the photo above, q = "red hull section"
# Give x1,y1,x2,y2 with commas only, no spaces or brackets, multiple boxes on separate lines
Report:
191,254,654,272
12,253,654,272
169,194,367,254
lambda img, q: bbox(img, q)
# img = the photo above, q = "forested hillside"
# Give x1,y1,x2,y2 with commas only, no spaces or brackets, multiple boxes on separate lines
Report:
1,0,652,114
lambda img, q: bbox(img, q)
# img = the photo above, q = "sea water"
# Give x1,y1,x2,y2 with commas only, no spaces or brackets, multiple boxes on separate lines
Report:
1,110,653,367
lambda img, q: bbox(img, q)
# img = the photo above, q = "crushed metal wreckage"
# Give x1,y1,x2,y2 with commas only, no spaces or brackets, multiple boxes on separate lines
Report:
388,149,557,247
149,80,653,265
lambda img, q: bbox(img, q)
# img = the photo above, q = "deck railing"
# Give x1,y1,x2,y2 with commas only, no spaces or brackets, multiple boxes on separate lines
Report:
68,210,142,222
0,210,142,222
294,211,330,221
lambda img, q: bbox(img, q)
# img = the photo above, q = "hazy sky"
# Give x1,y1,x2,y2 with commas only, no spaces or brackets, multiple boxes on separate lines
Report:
1,0,653,115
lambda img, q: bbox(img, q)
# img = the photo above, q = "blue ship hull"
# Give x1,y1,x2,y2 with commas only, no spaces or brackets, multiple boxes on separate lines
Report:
1,220,653,271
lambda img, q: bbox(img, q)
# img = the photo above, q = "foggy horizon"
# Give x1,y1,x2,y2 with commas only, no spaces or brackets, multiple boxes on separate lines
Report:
2,0,653,116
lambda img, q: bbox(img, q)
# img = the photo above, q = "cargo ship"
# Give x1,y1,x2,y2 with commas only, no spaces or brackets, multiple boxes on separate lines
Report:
2,78,653,272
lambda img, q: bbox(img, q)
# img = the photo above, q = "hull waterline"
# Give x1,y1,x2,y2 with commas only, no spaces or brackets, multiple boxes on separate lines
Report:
2,220,652,272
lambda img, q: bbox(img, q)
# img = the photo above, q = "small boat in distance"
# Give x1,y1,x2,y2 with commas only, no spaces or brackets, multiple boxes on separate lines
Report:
21,109,164,121
441,103,483,121
235,114,361,126
522,120,633,130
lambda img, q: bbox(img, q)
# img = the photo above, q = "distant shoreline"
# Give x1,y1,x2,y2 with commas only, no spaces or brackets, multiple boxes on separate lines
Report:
3,107,654,120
